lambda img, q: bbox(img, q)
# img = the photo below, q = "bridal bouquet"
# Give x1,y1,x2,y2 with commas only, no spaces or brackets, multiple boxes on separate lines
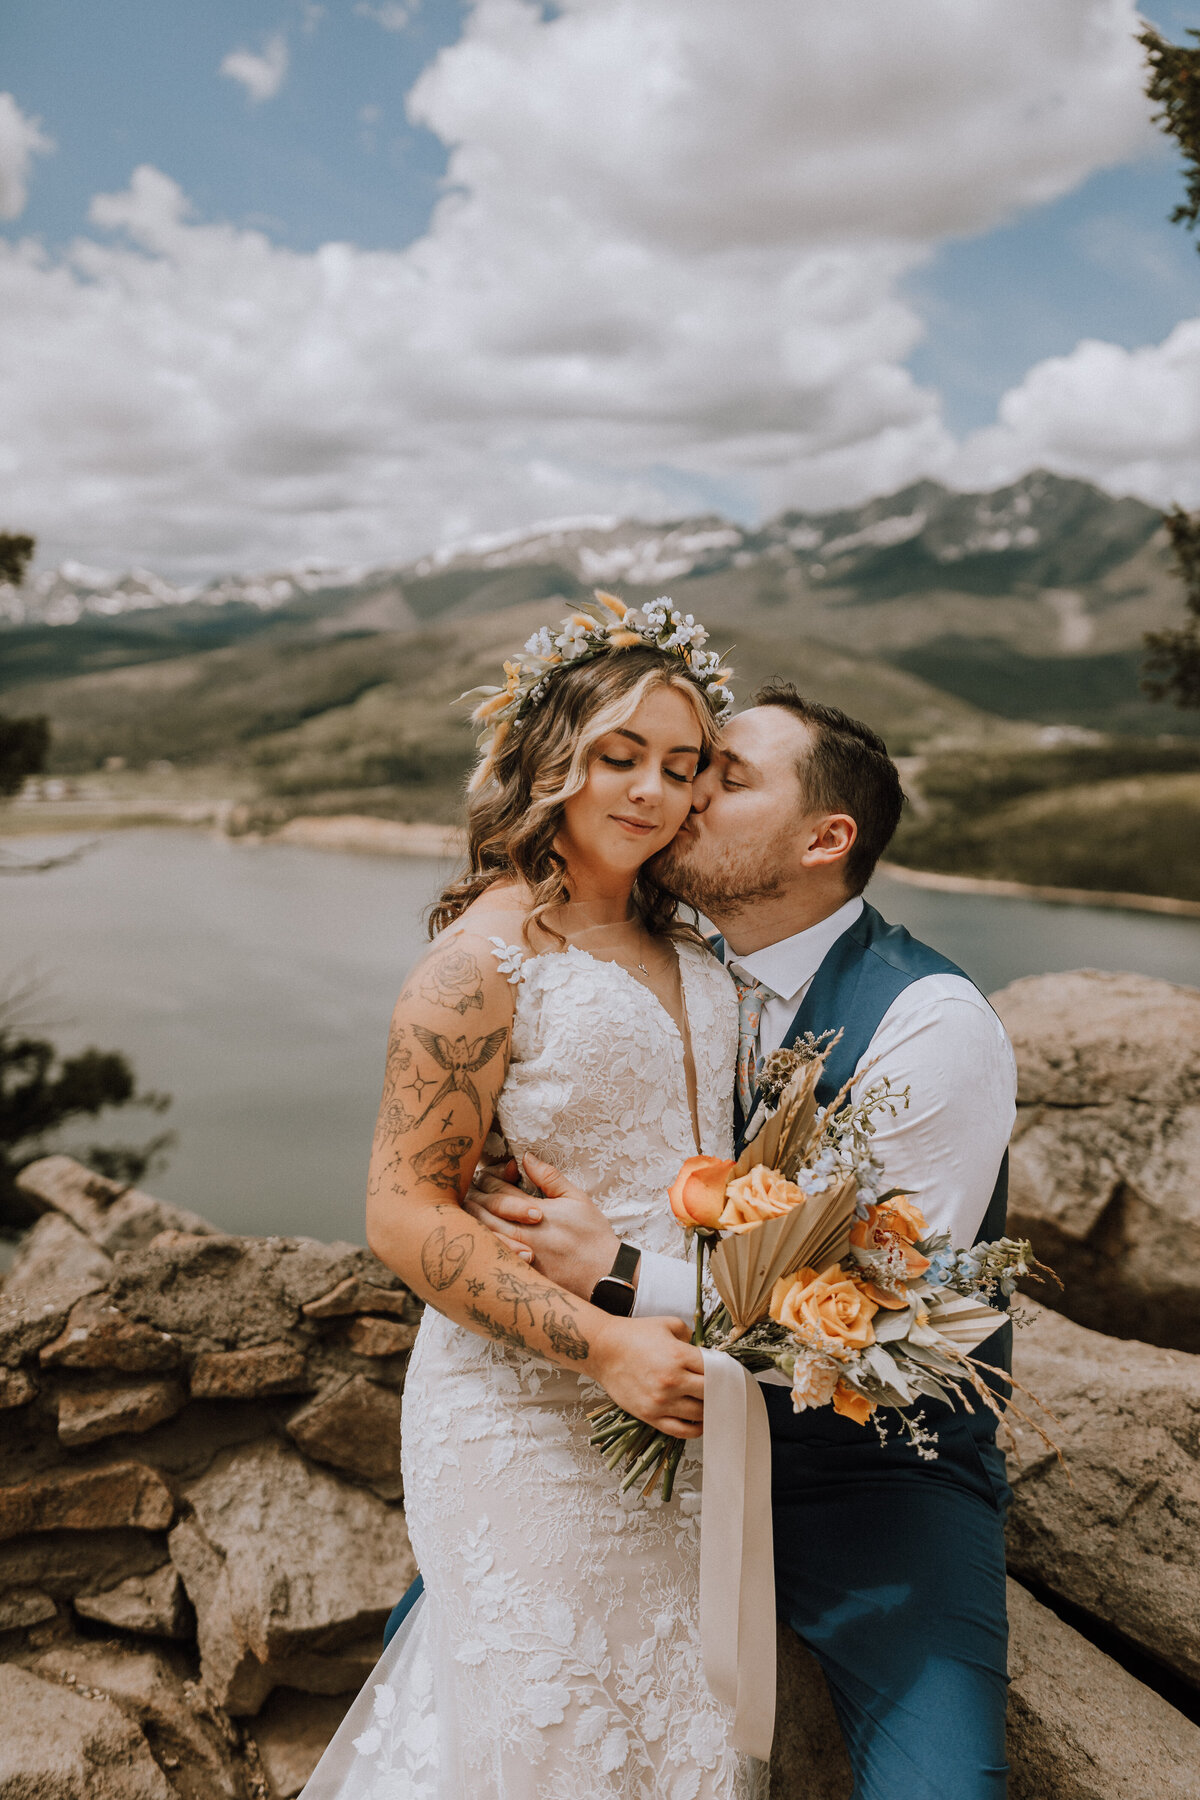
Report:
589,1034,1055,1502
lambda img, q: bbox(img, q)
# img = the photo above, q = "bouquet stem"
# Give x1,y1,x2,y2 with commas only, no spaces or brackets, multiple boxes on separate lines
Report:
693,1234,707,1346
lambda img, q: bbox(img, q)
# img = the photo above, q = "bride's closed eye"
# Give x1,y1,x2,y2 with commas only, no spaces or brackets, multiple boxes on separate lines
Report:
599,754,693,783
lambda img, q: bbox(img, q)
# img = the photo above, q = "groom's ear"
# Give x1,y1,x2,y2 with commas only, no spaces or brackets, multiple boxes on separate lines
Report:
799,812,857,873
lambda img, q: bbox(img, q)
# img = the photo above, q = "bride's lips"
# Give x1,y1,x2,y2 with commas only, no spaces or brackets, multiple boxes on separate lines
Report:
611,815,659,835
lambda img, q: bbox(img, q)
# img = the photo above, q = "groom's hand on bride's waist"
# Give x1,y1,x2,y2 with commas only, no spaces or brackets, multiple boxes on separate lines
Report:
464,1152,621,1302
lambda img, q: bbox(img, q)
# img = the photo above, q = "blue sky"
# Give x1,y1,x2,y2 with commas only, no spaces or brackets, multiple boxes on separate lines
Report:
909,154,1198,431
1,0,1198,572
3,0,468,252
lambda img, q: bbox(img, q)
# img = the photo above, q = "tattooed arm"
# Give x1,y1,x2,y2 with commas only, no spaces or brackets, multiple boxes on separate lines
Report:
365,924,706,1436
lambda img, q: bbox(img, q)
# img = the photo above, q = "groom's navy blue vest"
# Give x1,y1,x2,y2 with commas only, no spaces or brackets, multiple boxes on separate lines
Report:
717,901,1011,1405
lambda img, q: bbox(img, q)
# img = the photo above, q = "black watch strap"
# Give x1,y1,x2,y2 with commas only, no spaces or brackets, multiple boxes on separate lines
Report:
589,1242,642,1316
610,1242,641,1286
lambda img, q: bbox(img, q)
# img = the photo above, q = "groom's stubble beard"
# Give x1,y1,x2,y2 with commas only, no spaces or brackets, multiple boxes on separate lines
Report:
651,818,797,918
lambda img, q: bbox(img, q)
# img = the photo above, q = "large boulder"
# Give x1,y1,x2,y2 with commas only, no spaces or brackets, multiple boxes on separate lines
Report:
3,1212,113,1307
0,1462,176,1539
168,1437,415,1714
249,1689,355,1799
14,1155,221,1253
108,1231,376,1358
991,970,1200,1351
286,1373,406,1497
26,1636,249,1800
768,1580,1200,1800
0,1527,169,1609
0,1661,176,1799
1005,1579,1200,1800
1007,1299,1200,1687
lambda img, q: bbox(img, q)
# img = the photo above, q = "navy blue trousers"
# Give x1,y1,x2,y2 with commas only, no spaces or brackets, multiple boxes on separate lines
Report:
767,1389,1011,1800
384,1404,1011,1798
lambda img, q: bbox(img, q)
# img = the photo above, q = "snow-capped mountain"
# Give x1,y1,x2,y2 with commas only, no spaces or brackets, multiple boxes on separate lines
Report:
0,472,1163,629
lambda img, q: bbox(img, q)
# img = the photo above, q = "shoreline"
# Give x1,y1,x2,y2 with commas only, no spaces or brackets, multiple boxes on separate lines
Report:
265,814,465,859
878,859,1200,920
4,806,1198,920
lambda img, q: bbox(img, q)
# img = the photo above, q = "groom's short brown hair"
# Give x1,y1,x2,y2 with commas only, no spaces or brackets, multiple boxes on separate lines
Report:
753,683,905,894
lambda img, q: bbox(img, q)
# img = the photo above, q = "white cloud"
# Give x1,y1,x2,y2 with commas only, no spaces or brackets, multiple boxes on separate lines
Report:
355,2,418,30
954,318,1200,508
0,93,54,220
220,33,290,104
0,0,1180,575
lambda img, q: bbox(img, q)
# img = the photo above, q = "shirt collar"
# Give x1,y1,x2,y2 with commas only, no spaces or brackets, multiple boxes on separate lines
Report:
721,895,864,1002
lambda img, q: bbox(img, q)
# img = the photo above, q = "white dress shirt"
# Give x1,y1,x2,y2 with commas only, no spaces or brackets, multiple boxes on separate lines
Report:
633,896,1018,1321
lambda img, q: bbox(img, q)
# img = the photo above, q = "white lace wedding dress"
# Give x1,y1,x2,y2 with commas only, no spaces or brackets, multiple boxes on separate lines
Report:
303,936,768,1800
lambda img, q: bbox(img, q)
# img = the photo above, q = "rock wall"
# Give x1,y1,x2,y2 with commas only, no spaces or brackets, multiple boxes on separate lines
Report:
0,1157,416,1798
4,963,1200,1800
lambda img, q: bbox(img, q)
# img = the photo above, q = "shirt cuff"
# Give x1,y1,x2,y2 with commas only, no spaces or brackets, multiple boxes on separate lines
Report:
631,1248,696,1323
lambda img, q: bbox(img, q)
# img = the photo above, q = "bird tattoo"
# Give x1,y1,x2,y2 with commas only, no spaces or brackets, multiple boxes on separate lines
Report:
411,1025,508,1127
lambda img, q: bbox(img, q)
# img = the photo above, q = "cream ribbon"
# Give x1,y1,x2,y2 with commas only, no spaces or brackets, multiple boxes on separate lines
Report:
699,1347,777,1762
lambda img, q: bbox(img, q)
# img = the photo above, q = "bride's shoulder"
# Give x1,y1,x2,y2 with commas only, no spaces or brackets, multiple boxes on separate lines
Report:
430,886,538,986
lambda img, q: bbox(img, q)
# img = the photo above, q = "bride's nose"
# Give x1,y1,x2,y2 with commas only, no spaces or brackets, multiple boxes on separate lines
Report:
627,761,664,804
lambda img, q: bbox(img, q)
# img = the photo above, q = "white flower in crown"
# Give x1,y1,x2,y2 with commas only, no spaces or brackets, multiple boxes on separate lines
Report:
459,588,735,789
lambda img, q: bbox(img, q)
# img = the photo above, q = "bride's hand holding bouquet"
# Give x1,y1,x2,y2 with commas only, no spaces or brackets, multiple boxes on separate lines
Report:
589,1314,706,1440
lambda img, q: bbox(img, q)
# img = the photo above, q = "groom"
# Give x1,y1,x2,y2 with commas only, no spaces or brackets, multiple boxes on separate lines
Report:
400,685,1017,1799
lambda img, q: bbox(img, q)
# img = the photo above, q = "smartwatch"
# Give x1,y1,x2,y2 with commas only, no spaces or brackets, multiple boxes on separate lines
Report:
589,1242,642,1317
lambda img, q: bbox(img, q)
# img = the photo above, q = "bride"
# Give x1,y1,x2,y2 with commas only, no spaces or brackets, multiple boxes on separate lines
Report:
303,598,763,1800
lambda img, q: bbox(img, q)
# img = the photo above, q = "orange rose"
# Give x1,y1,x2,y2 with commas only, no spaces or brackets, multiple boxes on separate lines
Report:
832,1382,875,1425
717,1164,806,1233
877,1195,929,1244
769,1264,878,1352
668,1155,736,1230
849,1202,931,1279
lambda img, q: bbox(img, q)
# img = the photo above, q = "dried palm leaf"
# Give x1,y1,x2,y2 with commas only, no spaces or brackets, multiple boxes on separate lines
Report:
920,1293,1008,1354
709,1171,860,1333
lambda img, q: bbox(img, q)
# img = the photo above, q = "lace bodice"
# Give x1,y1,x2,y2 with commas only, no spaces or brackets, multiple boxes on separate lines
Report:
493,937,737,1255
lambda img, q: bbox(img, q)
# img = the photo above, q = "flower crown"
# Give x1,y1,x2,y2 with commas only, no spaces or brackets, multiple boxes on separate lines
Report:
462,590,734,787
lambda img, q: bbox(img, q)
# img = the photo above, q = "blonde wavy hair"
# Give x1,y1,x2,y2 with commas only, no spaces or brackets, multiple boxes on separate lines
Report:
429,645,722,942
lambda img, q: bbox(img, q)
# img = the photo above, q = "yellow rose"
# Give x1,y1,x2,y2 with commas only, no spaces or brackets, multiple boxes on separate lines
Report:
832,1382,875,1426
668,1155,736,1230
717,1164,806,1233
769,1263,878,1352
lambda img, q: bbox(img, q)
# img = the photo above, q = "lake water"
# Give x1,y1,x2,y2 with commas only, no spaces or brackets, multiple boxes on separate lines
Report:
5,827,1199,1243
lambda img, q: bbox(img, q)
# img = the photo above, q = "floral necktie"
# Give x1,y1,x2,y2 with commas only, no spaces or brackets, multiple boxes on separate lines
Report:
732,973,777,1122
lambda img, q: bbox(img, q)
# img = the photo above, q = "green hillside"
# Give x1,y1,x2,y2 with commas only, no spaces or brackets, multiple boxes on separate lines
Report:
892,768,1200,904
4,599,1007,829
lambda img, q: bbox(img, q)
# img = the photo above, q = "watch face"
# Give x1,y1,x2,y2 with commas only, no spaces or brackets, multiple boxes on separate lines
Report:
592,1277,636,1317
